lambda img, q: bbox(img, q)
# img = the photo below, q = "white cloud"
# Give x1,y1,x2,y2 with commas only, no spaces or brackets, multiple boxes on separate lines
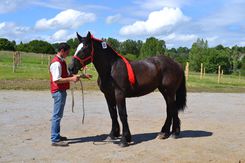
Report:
35,9,96,30
198,1,245,31
50,29,68,42
106,14,122,24
47,29,76,42
0,21,33,43
32,1,110,11
0,0,109,14
0,0,30,13
133,0,192,10
163,33,198,42
238,41,245,46
119,7,189,36
206,36,218,43
0,22,30,36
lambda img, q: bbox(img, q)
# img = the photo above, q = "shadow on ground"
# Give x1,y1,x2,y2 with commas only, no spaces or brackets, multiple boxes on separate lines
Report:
67,130,212,146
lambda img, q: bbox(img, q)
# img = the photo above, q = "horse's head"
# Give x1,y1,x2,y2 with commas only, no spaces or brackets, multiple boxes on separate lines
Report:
68,32,94,74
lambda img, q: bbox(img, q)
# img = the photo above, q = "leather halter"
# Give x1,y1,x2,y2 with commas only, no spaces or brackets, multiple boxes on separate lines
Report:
72,35,94,68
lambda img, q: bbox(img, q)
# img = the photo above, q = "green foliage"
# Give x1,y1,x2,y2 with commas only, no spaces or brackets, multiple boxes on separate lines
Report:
16,40,55,54
231,45,243,73
28,40,56,54
189,38,208,71
124,53,138,61
105,37,121,52
241,56,245,75
120,39,142,57
51,43,60,53
66,38,79,55
166,47,189,67
204,48,231,74
0,38,16,51
2,36,244,76
140,37,166,59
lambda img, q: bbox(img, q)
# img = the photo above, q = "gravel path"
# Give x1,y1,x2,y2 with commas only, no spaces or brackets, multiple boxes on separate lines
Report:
0,91,245,162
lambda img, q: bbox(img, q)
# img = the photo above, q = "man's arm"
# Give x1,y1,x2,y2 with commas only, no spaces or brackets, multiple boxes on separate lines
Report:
54,75,80,84
50,62,80,84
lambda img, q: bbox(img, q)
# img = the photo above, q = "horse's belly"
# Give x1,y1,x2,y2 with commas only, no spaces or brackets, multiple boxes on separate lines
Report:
126,85,158,97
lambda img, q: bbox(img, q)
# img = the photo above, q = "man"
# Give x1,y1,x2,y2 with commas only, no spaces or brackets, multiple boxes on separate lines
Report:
49,43,91,147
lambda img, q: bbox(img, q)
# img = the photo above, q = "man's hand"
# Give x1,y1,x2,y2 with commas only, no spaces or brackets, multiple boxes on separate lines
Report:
80,74,93,80
71,75,80,82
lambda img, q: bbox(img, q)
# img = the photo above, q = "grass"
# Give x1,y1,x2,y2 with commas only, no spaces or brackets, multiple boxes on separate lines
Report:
187,72,245,92
0,51,245,92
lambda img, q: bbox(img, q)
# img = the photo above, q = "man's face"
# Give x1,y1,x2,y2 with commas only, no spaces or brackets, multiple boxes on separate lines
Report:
60,49,70,58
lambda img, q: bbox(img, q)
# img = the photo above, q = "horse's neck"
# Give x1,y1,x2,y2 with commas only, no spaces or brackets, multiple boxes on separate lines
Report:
92,46,118,79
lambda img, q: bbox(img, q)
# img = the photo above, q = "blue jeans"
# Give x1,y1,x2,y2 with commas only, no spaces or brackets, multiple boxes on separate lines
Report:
51,90,67,142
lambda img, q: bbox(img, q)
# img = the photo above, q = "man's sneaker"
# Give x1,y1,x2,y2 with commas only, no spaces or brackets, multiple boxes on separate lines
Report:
60,136,68,141
51,141,69,147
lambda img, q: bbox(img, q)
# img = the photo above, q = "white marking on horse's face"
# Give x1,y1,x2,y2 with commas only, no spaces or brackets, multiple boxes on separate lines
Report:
74,43,84,56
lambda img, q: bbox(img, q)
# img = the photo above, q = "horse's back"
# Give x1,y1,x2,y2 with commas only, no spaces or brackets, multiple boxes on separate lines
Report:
111,55,184,97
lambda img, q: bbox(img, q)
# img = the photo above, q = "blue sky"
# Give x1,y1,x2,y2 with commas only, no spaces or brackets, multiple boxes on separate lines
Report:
0,0,245,48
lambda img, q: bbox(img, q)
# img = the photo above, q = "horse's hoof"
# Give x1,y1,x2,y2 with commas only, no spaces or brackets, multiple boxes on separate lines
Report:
171,132,180,139
126,136,132,143
119,141,129,147
105,135,116,141
157,132,170,139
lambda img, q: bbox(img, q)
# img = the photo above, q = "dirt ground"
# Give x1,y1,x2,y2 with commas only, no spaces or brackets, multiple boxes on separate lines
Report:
0,90,245,163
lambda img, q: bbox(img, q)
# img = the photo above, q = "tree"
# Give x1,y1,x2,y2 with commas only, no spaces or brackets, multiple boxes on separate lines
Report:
241,56,245,75
66,38,79,55
120,39,141,56
231,46,243,73
0,38,15,51
215,44,225,50
28,40,56,54
105,37,121,52
16,41,28,52
204,48,231,74
166,47,189,67
189,38,208,71
52,43,60,53
140,37,166,59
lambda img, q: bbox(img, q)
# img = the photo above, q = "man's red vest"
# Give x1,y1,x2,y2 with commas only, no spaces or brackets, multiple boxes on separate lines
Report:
50,55,70,93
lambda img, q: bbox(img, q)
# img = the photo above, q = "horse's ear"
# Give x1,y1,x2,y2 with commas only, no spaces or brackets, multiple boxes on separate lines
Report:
76,32,83,42
87,31,91,40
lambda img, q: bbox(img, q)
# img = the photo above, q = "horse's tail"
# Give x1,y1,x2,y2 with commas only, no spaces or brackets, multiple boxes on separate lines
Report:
176,70,187,111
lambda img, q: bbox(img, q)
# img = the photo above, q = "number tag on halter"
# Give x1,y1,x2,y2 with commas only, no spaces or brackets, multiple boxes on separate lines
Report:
101,42,107,49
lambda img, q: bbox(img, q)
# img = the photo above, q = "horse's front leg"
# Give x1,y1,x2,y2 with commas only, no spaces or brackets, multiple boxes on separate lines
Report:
115,89,131,147
104,92,120,140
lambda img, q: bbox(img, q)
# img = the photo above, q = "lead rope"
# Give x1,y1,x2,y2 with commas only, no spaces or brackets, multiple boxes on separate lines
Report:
71,88,74,113
79,79,85,124
70,79,85,124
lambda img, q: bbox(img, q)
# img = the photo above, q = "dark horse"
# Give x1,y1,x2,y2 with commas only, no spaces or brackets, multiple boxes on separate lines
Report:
68,32,186,147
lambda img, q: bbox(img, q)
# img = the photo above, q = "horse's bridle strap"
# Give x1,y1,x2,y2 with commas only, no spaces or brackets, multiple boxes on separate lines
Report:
73,55,92,67
73,35,95,67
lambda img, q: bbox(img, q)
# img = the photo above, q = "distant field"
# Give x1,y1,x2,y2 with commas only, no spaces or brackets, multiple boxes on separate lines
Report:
0,51,245,92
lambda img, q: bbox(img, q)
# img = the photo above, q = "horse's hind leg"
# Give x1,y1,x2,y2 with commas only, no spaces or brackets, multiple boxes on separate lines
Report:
158,88,173,139
104,92,120,140
172,107,181,138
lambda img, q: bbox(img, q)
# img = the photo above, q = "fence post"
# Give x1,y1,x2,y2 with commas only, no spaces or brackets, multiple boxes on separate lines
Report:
185,62,189,80
19,52,21,66
48,55,52,72
41,54,44,65
218,65,221,84
203,67,206,77
13,52,16,73
200,63,203,79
